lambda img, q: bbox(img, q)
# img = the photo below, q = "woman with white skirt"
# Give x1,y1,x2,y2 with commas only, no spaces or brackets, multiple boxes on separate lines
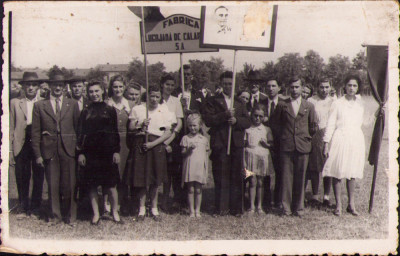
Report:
322,73,365,216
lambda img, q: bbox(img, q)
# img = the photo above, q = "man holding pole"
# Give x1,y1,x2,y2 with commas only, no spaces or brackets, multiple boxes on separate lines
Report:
203,71,251,217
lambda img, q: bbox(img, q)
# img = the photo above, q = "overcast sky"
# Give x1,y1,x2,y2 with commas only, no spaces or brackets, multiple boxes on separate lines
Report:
7,1,397,72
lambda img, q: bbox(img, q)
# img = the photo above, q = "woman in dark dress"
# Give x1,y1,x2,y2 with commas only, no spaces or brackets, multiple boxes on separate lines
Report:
77,80,121,224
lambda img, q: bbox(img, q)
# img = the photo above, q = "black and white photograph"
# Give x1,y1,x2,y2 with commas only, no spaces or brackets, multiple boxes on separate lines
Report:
1,1,398,255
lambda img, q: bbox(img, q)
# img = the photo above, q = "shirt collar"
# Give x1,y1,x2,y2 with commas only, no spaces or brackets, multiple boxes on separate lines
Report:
25,95,39,102
108,97,131,112
290,96,302,104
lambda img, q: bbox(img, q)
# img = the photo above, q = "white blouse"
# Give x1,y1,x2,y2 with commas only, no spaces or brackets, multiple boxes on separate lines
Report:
129,103,177,137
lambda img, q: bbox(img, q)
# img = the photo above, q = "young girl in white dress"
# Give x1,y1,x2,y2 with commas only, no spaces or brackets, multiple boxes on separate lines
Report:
244,104,274,214
181,113,210,218
322,74,365,216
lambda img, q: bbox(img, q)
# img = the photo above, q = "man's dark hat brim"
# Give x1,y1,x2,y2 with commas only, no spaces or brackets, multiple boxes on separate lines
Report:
244,70,265,82
19,71,43,85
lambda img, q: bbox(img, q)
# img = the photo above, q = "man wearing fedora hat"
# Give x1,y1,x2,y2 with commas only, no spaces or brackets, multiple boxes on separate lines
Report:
245,70,268,111
66,76,89,112
10,72,45,217
31,72,80,225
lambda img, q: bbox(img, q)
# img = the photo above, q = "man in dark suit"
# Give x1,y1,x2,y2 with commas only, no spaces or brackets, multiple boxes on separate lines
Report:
31,73,80,225
66,77,89,112
203,71,251,216
10,72,45,217
245,70,268,111
175,64,212,113
271,76,317,217
263,77,285,209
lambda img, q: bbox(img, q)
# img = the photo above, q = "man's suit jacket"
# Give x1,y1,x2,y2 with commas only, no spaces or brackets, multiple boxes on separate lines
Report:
271,97,318,154
65,93,90,112
31,97,80,160
202,94,251,150
188,89,212,112
10,96,42,156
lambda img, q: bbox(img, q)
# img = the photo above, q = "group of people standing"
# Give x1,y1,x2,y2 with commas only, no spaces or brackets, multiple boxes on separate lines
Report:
9,65,366,227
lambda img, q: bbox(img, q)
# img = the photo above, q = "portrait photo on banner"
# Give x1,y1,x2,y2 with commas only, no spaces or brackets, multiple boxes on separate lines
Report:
200,4,278,51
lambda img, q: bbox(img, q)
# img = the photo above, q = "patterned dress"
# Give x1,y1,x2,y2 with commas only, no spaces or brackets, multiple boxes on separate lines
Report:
243,125,274,177
181,134,210,186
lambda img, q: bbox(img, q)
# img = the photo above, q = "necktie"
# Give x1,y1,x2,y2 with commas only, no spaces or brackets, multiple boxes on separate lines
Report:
55,98,61,115
55,98,61,132
270,101,275,117
252,95,258,107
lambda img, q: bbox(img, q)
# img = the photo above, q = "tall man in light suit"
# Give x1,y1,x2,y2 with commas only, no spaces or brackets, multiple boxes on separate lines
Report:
271,76,317,217
31,73,80,225
10,72,44,216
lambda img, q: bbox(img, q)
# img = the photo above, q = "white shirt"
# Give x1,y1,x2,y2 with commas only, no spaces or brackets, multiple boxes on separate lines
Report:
268,96,279,116
250,91,260,107
290,96,302,116
129,103,177,137
308,95,335,129
50,94,63,115
164,95,184,119
26,96,39,125
76,97,84,111
222,93,232,109
178,91,192,110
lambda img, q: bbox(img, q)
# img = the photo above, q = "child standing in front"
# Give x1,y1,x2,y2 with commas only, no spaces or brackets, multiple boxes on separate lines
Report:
244,104,275,214
181,113,210,218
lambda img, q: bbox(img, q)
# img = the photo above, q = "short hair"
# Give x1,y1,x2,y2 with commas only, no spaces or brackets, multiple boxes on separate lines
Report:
215,6,228,13
251,103,267,116
186,112,203,126
219,71,233,81
144,85,164,103
343,73,362,94
265,75,281,86
87,79,106,100
319,77,331,86
126,80,142,91
303,83,314,97
108,75,125,97
237,88,250,97
160,74,175,86
289,75,303,85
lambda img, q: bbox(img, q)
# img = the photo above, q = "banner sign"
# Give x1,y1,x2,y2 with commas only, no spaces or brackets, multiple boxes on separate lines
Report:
140,14,218,54
200,5,278,51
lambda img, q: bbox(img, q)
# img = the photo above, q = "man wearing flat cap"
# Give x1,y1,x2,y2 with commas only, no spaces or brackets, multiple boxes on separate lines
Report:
245,70,268,111
10,72,45,217
31,72,80,225
66,76,89,112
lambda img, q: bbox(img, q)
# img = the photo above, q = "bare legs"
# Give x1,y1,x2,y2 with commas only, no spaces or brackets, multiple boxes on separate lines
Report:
89,186,120,223
249,175,264,213
332,177,358,216
138,185,160,218
187,182,202,217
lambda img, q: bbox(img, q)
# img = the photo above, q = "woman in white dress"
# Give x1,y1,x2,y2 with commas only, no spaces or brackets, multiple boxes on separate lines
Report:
322,74,365,216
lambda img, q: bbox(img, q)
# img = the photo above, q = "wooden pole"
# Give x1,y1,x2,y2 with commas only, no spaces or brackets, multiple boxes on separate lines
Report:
227,50,238,155
140,7,149,143
369,161,379,213
180,52,187,133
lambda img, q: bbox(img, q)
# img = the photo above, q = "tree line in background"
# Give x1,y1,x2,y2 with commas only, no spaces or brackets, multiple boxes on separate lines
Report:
45,49,370,96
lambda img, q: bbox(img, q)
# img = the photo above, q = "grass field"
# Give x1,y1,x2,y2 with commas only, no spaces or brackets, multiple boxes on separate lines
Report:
5,96,391,240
